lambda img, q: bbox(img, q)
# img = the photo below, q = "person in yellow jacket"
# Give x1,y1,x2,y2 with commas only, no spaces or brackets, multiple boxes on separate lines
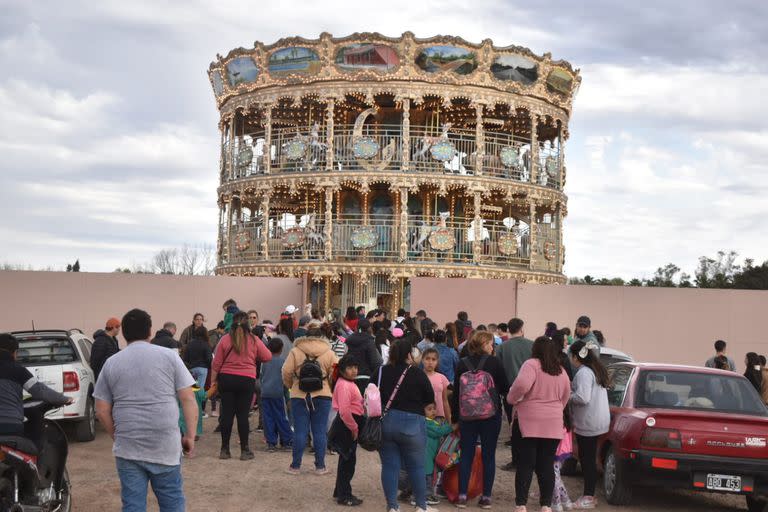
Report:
281,320,338,475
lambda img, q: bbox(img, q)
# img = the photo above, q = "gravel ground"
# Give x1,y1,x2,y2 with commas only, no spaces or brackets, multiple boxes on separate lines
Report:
67,417,749,512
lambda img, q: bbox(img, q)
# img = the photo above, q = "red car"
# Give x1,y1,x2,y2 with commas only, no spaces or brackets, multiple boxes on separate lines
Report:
600,363,768,512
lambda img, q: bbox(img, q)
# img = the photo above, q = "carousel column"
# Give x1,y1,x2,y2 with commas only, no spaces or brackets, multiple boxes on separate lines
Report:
219,201,229,265
472,190,483,263
261,193,270,260
474,103,485,176
325,98,335,171
229,114,237,180
264,104,273,174
530,112,539,185
528,202,538,270
324,186,334,261
556,202,564,273
557,120,565,189
399,188,409,262
401,98,411,172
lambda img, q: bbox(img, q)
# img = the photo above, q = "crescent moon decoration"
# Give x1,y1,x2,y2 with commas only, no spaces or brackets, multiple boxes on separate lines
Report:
352,107,394,171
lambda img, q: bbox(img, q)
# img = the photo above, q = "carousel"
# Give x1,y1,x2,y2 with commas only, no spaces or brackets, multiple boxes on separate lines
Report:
209,33,580,315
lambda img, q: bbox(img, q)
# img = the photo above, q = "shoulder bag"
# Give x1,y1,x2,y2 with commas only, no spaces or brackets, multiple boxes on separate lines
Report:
358,366,409,451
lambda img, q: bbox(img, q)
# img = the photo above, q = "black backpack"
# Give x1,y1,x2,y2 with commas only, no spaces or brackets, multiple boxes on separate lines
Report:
298,354,324,392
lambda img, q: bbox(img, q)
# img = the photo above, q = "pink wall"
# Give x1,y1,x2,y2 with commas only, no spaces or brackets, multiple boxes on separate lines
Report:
410,277,517,329
410,279,768,372
0,272,303,347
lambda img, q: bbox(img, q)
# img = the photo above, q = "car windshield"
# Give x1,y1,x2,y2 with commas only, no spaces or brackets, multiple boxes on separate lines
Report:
638,370,767,416
16,338,78,365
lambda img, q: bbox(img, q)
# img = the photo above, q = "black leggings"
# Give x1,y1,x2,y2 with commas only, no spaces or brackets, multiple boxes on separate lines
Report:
218,373,255,450
576,434,599,496
515,436,559,506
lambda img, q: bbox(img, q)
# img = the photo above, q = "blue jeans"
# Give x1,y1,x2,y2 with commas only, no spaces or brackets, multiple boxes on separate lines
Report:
262,396,293,447
379,409,427,510
459,412,502,498
290,397,331,469
189,367,208,389
115,457,184,512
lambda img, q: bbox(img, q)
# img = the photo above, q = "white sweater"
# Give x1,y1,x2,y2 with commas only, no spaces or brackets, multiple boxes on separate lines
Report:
570,365,610,437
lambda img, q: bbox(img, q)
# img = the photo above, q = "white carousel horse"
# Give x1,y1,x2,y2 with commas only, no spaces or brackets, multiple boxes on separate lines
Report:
410,212,450,252
300,213,325,255
444,152,468,174
413,122,452,161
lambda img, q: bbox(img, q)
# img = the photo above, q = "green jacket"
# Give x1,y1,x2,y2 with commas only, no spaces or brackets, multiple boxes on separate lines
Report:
495,336,534,386
425,418,453,475
179,387,207,436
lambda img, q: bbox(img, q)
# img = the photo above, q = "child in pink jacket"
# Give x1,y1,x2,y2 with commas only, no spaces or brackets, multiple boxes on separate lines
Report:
330,355,365,507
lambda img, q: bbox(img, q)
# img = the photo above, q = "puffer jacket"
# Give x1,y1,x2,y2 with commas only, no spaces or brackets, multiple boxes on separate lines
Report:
344,332,382,377
281,336,337,399
90,329,120,382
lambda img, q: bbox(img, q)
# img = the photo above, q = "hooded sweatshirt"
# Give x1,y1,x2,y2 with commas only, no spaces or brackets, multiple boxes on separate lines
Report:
570,365,610,437
281,336,338,399
344,331,382,377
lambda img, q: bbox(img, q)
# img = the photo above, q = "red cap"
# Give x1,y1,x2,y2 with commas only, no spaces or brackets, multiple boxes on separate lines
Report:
106,317,121,329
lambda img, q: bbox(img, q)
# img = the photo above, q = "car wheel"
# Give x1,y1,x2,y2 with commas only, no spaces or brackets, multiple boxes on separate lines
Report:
604,445,632,505
74,396,96,442
747,495,768,512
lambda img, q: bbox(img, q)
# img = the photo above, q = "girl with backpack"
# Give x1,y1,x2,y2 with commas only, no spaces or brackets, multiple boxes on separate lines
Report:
281,320,338,475
507,336,571,512
450,331,510,509
568,340,610,510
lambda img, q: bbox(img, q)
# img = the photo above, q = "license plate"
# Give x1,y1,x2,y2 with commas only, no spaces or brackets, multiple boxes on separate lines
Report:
706,474,741,492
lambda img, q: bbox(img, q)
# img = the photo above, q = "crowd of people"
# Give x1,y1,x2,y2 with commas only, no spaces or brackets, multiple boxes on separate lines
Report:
6,302,755,512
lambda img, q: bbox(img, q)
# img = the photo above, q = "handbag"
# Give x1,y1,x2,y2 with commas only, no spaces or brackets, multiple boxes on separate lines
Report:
435,431,461,470
206,345,234,399
358,366,409,452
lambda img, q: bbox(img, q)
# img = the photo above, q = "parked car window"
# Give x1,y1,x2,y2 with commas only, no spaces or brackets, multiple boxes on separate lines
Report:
78,339,92,363
637,370,767,416
601,353,631,366
16,338,78,365
607,366,632,407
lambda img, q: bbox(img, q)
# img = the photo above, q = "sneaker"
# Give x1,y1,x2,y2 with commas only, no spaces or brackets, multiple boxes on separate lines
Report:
256,426,264,433
280,444,293,452
414,506,439,512
540,507,553,512
219,448,231,459
456,495,467,508
571,497,596,510
266,444,278,453
478,496,492,509
315,466,329,475
337,496,364,506
505,439,513,446
500,461,516,472
514,507,527,512
240,448,255,460
202,413,209,419
427,495,440,505
211,410,219,417
285,466,301,475
563,501,574,510
213,425,221,433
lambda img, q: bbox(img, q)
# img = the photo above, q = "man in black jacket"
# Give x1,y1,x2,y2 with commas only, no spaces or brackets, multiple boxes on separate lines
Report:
343,319,383,394
151,322,180,352
90,317,121,382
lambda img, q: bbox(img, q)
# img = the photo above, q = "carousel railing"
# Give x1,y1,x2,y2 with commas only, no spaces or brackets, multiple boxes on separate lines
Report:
219,124,561,190
332,213,401,261
266,213,327,261
227,220,264,263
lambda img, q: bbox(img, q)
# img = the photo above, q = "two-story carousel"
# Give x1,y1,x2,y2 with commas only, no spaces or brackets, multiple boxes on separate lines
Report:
208,33,580,315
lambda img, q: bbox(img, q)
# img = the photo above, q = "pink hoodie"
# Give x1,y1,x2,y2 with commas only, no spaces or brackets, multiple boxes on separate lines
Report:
212,332,272,379
332,377,364,436
507,358,570,439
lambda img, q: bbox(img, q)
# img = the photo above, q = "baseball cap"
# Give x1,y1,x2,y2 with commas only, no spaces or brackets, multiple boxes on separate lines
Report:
576,315,591,328
285,305,298,314
106,317,121,329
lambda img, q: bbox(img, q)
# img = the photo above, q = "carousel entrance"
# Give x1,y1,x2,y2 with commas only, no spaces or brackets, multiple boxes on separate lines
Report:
309,274,403,318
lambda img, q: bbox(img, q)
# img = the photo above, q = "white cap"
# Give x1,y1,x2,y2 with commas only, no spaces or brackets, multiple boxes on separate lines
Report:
285,305,298,314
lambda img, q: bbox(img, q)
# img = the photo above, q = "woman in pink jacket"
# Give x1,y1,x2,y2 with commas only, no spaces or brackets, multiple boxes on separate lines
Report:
211,311,272,461
507,336,571,512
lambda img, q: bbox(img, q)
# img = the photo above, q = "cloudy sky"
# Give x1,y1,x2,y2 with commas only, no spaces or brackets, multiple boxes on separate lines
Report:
1,0,766,279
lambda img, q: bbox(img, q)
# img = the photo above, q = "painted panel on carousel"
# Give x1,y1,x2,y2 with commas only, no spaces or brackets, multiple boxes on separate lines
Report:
491,54,538,85
415,46,477,75
269,47,322,76
546,68,573,95
335,44,400,72
226,57,259,87
211,71,225,96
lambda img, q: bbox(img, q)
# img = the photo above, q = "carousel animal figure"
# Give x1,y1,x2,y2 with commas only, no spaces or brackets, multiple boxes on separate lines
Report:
301,213,325,257
410,211,450,252
444,151,468,174
413,122,452,161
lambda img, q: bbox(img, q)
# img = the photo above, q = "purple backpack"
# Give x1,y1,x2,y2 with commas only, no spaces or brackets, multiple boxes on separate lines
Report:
458,356,498,421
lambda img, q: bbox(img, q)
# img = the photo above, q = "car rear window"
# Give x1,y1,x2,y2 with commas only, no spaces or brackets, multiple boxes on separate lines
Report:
16,338,78,365
638,370,767,416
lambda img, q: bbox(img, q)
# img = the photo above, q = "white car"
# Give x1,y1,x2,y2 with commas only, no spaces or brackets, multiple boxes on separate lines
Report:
599,345,633,366
12,329,97,442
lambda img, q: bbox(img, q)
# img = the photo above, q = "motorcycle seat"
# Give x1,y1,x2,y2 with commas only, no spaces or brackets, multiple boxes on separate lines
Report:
0,435,38,455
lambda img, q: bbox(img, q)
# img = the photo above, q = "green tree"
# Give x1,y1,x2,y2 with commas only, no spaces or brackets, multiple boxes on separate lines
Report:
732,260,768,290
695,250,740,288
646,263,681,287
72,259,80,272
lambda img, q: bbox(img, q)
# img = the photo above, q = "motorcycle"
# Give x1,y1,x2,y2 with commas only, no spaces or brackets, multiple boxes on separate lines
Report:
0,401,71,512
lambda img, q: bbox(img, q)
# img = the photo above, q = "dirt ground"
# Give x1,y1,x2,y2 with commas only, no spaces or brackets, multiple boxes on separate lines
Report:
68,416,749,512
